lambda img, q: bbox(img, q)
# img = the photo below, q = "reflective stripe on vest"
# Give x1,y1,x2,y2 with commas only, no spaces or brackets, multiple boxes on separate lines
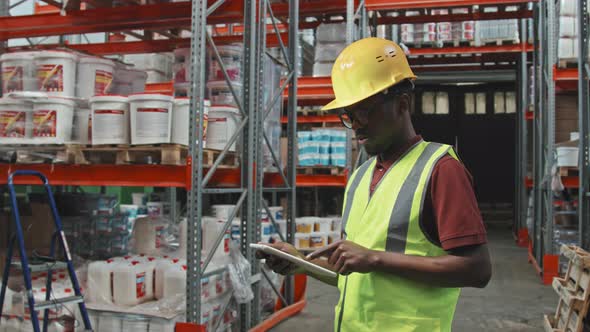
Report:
335,141,461,332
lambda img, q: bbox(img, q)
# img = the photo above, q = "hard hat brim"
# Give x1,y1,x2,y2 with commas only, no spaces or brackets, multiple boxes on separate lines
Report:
321,75,417,112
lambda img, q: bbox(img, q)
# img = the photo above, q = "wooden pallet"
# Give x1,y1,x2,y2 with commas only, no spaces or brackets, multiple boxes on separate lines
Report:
478,39,520,46
558,59,579,69
296,166,345,176
0,144,240,167
545,245,590,332
559,167,580,177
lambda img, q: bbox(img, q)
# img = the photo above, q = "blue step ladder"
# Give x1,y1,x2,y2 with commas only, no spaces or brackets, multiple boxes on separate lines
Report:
0,170,92,332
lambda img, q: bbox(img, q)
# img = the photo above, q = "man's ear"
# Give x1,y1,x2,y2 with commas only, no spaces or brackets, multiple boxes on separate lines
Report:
398,94,411,114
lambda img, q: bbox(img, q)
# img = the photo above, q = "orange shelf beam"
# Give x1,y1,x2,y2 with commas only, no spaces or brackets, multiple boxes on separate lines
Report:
366,0,535,11
281,114,341,124
7,33,287,55
0,0,350,41
0,164,241,189
265,173,348,187
0,164,347,188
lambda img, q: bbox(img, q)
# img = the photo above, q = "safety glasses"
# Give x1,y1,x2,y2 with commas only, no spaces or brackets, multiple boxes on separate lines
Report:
338,93,386,129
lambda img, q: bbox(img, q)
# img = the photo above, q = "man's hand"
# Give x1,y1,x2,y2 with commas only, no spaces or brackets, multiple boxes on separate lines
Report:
255,242,305,275
307,240,378,275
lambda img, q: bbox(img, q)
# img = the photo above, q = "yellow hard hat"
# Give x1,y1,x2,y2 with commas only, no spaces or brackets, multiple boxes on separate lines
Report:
322,37,417,111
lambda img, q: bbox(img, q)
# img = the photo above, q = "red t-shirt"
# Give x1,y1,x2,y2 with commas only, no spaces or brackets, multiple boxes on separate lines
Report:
369,136,487,251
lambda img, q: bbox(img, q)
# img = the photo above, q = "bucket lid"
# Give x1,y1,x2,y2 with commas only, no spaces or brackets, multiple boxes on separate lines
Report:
207,80,243,89
33,97,76,107
34,50,78,61
0,98,31,106
1,51,36,61
129,93,174,102
89,95,129,104
79,56,115,67
210,105,240,115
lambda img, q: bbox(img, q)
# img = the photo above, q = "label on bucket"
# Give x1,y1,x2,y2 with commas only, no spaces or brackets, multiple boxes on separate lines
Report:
95,70,114,95
2,66,23,92
94,109,125,140
137,108,169,138
38,64,64,92
33,110,57,137
0,111,26,137
136,272,146,299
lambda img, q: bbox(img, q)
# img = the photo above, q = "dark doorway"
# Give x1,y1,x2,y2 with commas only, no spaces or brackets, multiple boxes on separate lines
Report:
412,83,516,204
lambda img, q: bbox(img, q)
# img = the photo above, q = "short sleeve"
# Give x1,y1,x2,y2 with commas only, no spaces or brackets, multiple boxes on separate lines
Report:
430,156,487,251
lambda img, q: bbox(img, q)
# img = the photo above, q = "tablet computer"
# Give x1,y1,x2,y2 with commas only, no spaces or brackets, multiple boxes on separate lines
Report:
250,243,337,278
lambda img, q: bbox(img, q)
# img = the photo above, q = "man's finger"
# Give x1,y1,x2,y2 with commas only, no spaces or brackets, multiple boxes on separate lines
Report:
306,241,343,260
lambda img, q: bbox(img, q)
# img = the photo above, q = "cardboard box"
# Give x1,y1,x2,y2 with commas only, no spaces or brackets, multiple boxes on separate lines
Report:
0,200,55,253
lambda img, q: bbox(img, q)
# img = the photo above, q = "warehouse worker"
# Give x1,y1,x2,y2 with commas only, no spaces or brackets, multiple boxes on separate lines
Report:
257,37,491,332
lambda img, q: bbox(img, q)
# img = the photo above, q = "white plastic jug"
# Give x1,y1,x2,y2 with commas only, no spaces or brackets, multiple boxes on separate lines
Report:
87,260,117,303
162,264,187,299
112,261,153,306
154,258,180,300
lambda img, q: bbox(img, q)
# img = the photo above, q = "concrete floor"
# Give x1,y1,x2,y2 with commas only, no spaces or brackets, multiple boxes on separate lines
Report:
271,223,557,331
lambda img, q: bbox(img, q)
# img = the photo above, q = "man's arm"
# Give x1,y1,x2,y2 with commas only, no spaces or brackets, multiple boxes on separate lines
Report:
307,240,492,288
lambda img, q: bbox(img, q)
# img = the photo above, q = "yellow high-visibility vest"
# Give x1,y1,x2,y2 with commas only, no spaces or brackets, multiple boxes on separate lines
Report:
335,140,461,332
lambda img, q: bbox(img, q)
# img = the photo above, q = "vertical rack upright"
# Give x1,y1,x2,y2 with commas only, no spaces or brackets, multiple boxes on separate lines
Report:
186,0,300,329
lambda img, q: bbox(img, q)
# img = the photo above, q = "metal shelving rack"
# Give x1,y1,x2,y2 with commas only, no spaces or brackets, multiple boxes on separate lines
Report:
0,0,304,330
526,0,590,284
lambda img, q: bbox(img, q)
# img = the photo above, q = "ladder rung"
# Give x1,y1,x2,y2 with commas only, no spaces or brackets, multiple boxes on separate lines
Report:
11,261,68,272
29,295,84,311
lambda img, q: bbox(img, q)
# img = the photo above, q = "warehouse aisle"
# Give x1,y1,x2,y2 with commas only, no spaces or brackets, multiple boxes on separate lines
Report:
270,223,556,332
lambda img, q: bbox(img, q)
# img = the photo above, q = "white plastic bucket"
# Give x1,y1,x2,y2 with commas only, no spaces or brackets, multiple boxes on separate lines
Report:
295,218,314,233
557,147,579,167
207,80,242,107
208,45,242,81
294,233,310,249
77,57,115,98
206,106,241,151
268,206,284,220
129,94,173,145
31,97,75,144
89,95,129,145
172,98,210,146
1,52,37,92
34,51,78,97
0,98,33,144
211,204,236,220
310,232,328,248
112,260,152,305
314,218,332,233
72,107,91,144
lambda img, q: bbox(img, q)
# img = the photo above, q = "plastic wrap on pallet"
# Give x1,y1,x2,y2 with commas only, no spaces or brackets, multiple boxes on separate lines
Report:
558,37,578,59
314,42,346,62
316,23,347,43
124,53,173,78
312,61,334,77
559,16,578,38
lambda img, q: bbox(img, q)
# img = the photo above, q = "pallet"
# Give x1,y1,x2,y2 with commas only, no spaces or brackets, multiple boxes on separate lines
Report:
559,167,580,177
478,39,520,46
296,166,345,176
558,59,579,69
545,245,590,332
0,144,240,167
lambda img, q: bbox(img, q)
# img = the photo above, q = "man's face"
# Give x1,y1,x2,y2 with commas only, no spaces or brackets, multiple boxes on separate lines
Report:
341,93,405,155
